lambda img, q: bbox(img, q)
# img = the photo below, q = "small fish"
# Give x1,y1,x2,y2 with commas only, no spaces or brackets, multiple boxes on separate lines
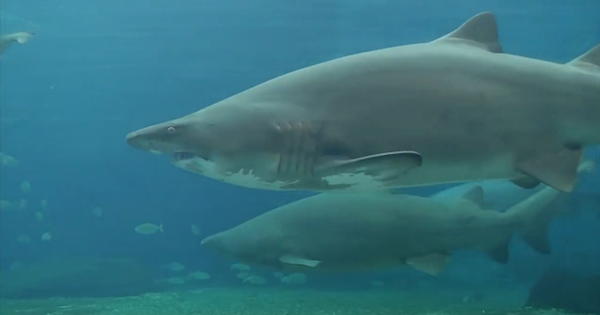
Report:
40,199,48,209
41,232,52,242
187,271,211,281
20,181,31,194
243,274,266,285
165,277,185,285
191,224,200,235
0,153,19,166
230,263,251,271
135,223,163,235
35,211,44,222
162,262,185,272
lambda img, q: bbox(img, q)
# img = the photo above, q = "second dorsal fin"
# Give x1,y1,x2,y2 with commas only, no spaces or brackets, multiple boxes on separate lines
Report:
460,185,484,208
567,44,600,73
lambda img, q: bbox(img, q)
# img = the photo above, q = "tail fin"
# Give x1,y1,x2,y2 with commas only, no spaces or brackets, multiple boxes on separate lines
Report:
504,186,562,254
159,224,164,233
505,160,594,254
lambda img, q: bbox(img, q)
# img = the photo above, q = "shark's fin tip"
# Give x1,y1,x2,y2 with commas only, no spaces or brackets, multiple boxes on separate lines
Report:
433,12,502,53
460,185,485,208
567,44,600,71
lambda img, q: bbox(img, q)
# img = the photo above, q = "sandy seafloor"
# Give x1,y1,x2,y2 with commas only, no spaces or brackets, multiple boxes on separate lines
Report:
0,286,584,315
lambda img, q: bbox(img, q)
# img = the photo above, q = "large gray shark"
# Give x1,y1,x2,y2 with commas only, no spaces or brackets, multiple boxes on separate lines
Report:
200,185,562,275
0,32,34,56
126,12,600,193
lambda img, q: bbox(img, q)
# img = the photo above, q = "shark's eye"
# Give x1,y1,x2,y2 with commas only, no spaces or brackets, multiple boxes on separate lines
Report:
167,126,176,133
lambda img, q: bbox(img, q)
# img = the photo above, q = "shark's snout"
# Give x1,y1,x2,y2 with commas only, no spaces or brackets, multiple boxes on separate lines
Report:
125,131,144,149
125,124,179,155
125,129,157,153
200,235,219,248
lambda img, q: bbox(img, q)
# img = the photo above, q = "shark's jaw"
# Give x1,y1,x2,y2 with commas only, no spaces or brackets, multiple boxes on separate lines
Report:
171,152,198,162
170,152,305,190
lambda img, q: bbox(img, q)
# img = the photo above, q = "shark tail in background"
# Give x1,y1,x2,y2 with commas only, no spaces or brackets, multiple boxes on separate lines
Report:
505,160,596,254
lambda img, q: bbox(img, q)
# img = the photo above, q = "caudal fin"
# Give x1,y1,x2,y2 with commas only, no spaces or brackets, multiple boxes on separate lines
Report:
504,186,562,254
506,160,594,254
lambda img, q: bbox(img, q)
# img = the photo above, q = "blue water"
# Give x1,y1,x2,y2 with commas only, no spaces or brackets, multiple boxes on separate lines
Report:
1,0,599,309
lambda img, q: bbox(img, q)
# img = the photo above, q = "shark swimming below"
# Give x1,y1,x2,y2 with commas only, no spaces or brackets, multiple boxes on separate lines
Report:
126,12,600,193
200,184,563,275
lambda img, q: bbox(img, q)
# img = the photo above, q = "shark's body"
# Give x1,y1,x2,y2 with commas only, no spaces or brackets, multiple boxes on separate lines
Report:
126,12,600,193
201,186,561,275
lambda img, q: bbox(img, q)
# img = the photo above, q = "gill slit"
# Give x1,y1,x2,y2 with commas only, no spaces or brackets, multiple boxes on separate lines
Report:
276,121,317,176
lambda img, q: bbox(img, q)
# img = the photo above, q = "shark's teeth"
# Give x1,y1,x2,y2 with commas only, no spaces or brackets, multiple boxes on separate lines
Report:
172,152,195,161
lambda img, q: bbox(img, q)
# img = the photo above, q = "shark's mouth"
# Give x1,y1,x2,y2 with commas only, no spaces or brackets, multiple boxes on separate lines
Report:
172,152,197,162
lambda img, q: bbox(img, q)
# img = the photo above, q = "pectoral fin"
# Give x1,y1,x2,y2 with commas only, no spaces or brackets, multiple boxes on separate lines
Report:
406,253,450,276
279,254,321,267
515,148,583,193
318,151,422,177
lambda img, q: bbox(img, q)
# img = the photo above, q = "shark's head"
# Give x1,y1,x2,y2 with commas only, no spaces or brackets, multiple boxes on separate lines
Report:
201,228,280,267
126,104,298,189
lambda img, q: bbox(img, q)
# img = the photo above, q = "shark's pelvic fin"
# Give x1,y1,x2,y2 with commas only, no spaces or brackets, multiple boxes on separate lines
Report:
515,147,584,193
433,12,503,53
511,177,541,190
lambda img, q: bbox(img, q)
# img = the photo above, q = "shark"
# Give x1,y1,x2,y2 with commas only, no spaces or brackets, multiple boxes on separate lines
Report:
200,184,563,275
430,160,596,214
126,12,600,193
0,32,34,56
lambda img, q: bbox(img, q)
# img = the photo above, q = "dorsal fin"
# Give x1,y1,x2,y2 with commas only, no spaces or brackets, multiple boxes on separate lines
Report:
433,12,502,53
567,44,600,72
460,185,484,208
